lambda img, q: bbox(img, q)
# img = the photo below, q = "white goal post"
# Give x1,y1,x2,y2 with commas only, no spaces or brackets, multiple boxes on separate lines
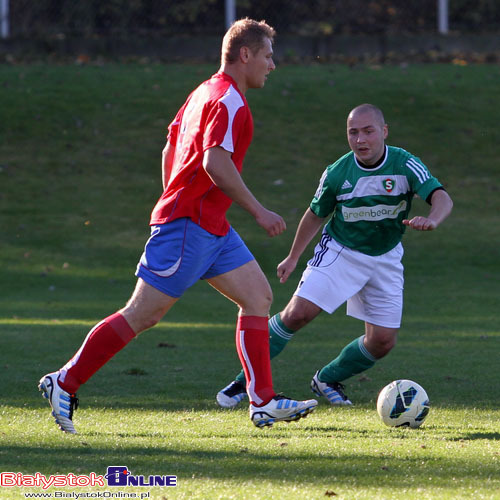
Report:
438,0,449,34
225,0,236,30
1,0,9,39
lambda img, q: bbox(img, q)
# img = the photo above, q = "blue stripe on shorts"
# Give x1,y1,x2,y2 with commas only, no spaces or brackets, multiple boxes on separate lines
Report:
135,218,254,298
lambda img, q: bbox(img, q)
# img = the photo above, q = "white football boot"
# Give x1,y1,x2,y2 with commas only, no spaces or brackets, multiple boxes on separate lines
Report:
311,370,353,406
39,372,79,434
250,394,318,428
216,380,247,408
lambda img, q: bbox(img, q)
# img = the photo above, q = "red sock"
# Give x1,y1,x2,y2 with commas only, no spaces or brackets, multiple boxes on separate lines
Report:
58,312,136,393
235,315,275,406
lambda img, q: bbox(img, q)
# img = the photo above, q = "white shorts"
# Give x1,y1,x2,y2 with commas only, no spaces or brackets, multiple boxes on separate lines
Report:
295,230,404,328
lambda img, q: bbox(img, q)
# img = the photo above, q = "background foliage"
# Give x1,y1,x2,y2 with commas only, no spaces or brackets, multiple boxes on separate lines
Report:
7,0,500,39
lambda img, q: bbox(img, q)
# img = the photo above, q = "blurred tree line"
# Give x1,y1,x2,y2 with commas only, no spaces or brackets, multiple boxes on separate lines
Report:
8,0,500,39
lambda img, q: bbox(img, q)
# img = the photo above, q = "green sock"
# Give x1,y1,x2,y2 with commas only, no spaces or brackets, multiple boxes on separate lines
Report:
318,335,376,383
235,313,294,386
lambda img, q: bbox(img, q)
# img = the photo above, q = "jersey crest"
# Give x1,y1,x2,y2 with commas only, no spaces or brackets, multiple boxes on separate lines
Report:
383,178,395,192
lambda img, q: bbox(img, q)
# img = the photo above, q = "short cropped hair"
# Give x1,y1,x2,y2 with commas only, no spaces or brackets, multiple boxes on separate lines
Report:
349,103,386,125
222,18,276,64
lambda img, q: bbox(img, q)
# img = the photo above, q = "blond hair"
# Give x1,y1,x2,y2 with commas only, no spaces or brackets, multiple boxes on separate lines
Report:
222,18,275,64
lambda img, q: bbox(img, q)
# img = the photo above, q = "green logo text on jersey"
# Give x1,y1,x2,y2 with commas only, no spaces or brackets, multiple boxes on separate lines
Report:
342,200,407,222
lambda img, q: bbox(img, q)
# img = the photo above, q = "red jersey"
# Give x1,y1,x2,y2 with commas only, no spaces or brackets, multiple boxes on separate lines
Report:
150,72,253,236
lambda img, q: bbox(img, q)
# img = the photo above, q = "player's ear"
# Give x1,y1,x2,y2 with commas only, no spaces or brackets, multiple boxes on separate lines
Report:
383,124,389,139
239,46,250,63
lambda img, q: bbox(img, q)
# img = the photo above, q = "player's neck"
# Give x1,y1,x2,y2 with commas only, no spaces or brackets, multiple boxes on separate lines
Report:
219,64,248,94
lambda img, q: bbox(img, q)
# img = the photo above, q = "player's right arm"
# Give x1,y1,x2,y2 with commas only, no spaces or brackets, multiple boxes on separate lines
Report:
277,208,326,284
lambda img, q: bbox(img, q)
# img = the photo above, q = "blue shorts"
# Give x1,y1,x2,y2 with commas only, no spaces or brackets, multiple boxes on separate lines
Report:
135,218,254,298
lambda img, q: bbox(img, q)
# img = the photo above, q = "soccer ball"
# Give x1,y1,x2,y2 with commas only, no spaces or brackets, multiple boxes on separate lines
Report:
376,379,430,428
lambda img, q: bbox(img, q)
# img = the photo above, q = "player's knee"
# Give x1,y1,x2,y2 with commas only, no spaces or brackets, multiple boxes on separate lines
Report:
369,331,398,358
254,288,273,314
377,338,396,357
139,315,161,332
281,308,310,331
281,297,319,331
238,286,273,316
121,309,162,334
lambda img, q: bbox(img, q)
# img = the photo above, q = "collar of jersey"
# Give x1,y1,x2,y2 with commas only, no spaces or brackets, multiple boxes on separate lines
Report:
354,145,388,171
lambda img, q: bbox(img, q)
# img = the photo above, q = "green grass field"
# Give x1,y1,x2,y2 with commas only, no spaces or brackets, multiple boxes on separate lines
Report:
0,62,499,500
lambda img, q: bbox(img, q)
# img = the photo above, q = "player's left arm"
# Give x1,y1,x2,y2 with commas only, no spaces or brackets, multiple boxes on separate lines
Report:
161,140,176,190
203,146,286,237
403,189,453,231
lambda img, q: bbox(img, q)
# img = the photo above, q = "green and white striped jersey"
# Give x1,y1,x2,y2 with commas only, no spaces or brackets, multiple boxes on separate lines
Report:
310,146,443,256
